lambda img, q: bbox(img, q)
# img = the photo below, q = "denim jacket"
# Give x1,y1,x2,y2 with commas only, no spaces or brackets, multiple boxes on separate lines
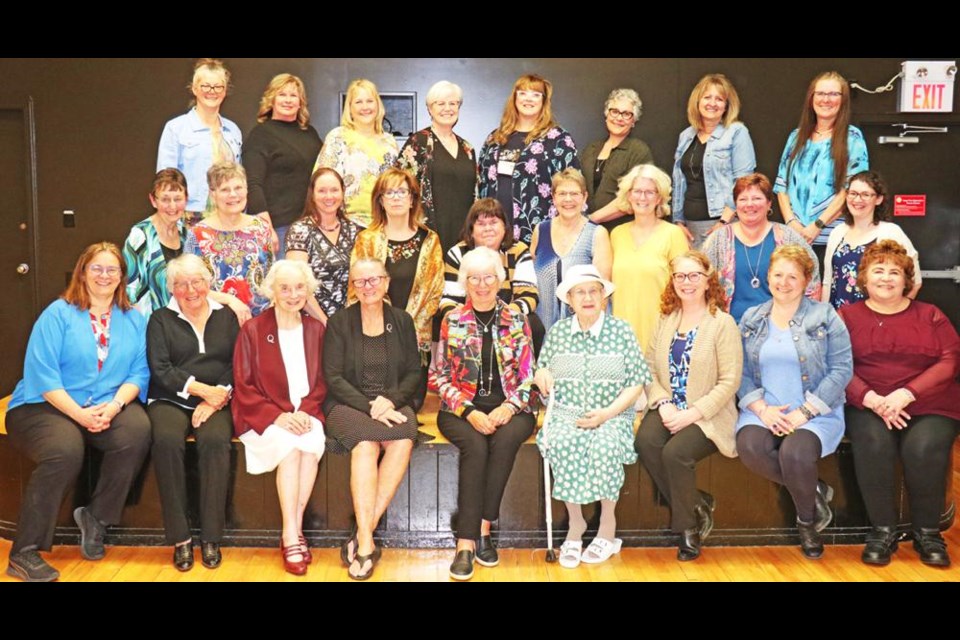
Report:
737,296,852,415
672,122,756,223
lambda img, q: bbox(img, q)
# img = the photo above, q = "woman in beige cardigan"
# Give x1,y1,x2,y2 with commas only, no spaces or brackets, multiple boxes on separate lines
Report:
635,250,743,561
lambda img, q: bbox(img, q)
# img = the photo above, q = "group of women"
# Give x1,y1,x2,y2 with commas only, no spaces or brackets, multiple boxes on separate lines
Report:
3,59,955,582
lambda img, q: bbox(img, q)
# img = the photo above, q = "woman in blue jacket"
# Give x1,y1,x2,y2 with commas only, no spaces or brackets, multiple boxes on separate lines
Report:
736,245,852,560
672,74,756,249
4,242,151,582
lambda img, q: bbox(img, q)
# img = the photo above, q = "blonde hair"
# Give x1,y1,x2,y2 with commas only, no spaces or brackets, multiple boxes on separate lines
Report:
551,168,587,194
686,74,741,131
492,74,558,146
342,79,385,134
206,162,247,192
256,73,310,130
189,58,230,107
614,164,672,219
769,245,815,284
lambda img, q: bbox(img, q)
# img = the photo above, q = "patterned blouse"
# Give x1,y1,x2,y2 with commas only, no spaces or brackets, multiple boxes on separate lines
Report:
430,299,535,417
314,126,398,228
123,216,187,316
669,328,697,410
285,215,361,317
829,241,871,309
478,126,580,246
184,217,274,317
397,128,478,230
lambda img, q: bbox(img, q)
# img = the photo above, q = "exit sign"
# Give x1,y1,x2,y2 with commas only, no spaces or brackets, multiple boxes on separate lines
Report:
899,61,956,113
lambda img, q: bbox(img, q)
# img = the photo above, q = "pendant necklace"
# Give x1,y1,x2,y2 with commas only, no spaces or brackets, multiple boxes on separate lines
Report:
476,312,496,397
745,233,768,289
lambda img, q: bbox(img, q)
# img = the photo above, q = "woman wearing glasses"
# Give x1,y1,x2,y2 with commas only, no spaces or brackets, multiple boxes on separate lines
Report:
822,170,921,309
431,246,536,580
702,173,820,323
671,74,756,249
478,74,579,246
157,58,242,225
581,88,654,233
635,251,742,562
351,168,444,409
610,164,689,352
397,81,477,253
323,258,421,580
774,71,869,256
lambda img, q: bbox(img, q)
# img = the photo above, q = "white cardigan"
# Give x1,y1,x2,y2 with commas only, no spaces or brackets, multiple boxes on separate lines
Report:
822,221,922,303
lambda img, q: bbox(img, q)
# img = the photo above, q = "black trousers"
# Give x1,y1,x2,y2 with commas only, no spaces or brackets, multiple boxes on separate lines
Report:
5,402,151,554
846,407,959,530
438,410,535,540
635,411,718,532
148,401,233,544
736,425,822,523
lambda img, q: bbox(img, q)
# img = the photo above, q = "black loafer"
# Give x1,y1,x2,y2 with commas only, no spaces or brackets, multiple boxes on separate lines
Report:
200,541,221,569
695,492,716,542
797,519,824,560
73,506,106,561
814,481,834,532
476,535,499,567
913,528,950,567
862,526,899,566
449,549,475,581
6,547,60,582
677,528,701,562
173,543,194,572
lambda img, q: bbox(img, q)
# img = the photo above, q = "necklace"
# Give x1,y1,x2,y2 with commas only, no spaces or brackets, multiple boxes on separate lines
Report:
688,137,704,180
475,310,496,397
320,219,340,232
744,234,768,289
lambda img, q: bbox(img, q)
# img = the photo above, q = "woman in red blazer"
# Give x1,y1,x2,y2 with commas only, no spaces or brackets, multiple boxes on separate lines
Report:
233,260,327,576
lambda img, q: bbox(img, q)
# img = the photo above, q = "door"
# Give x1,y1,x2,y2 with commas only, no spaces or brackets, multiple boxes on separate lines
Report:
0,97,39,396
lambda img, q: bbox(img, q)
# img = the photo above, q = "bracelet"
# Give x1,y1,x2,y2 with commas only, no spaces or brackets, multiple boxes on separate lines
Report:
786,218,801,228
652,399,673,410
798,405,816,421
110,399,125,412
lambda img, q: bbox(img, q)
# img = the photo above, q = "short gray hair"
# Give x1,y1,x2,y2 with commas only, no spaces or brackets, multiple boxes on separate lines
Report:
426,81,463,107
457,246,506,290
165,254,213,293
259,259,319,302
604,88,643,121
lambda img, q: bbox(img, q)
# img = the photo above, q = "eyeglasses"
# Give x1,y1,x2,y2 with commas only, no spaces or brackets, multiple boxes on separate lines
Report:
467,274,498,286
607,108,635,122
432,100,461,109
173,279,208,292
814,91,842,99
517,90,543,100
353,276,385,289
199,84,226,95
383,189,411,200
88,265,121,277
569,286,604,299
847,190,877,201
672,272,707,284
630,189,659,200
155,195,186,206
555,190,583,200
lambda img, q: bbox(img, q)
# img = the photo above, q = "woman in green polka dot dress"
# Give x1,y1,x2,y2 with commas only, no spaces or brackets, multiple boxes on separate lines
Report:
534,264,651,568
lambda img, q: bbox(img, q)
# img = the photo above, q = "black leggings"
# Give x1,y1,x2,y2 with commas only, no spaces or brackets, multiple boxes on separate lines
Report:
736,425,822,523
846,407,958,530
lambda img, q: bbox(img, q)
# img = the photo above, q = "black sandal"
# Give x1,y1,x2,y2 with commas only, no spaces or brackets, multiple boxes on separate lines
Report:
348,546,381,581
340,523,358,567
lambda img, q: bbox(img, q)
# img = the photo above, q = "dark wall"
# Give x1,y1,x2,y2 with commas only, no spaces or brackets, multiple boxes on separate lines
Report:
1,57,957,313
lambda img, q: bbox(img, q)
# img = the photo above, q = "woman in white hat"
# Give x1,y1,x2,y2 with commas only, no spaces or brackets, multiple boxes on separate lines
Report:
534,264,651,568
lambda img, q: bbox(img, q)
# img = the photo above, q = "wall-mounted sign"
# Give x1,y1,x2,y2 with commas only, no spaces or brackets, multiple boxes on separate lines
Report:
898,61,956,113
893,194,926,217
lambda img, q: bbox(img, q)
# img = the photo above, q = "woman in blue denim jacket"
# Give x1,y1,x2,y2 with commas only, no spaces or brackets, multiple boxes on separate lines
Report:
736,245,852,560
672,74,756,249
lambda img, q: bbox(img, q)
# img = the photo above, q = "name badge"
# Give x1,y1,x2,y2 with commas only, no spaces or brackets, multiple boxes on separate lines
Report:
497,160,516,177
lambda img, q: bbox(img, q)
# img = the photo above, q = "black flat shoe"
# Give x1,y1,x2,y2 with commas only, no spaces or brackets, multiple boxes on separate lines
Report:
695,492,716,542
173,543,194,572
677,528,701,562
862,526,899,566
913,528,950,567
814,480,834,532
797,519,824,560
200,541,221,569
476,535,499,567
449,549,475,581
73,506,107,561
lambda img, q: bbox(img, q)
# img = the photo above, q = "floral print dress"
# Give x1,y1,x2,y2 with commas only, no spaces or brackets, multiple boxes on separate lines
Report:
315,126,398,228
829,240,872,309
285,215,361,317
536,314,652,504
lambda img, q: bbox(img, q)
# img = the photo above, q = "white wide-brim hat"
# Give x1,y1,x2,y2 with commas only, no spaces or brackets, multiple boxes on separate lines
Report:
555,264,615,302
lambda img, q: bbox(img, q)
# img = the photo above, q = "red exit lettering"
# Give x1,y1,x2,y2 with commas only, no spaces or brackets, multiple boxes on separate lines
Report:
912,83,946,110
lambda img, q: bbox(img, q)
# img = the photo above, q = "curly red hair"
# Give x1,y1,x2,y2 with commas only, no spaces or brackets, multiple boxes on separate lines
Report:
660,250,727,315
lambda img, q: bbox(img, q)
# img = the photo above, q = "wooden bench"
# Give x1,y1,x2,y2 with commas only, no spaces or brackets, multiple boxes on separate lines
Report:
0,394,953,549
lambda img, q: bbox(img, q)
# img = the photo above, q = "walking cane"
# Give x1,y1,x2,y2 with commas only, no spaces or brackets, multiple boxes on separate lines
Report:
542,390,557,563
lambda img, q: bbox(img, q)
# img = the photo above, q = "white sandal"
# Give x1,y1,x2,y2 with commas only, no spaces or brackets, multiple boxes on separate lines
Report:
580,537,623,564
558,540,582,569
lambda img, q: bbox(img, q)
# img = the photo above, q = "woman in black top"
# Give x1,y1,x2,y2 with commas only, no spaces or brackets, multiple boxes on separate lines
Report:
146,253,240,572
323,257,421,580
244,73,323,255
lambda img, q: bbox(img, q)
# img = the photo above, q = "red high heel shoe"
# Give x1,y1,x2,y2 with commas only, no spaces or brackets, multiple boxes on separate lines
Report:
299,535,312,565
282,542,308,576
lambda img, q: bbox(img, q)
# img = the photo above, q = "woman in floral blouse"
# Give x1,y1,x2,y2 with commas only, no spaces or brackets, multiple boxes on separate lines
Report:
478,74,579,246
315,79,398,228
430,246,536,581
397,80,477,252
286,168,361,323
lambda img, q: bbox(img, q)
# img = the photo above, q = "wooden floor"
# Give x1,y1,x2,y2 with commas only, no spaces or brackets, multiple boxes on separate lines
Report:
3,448,960,582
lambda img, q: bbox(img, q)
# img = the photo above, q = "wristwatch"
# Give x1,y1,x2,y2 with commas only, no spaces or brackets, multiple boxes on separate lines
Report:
813,219,826,230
